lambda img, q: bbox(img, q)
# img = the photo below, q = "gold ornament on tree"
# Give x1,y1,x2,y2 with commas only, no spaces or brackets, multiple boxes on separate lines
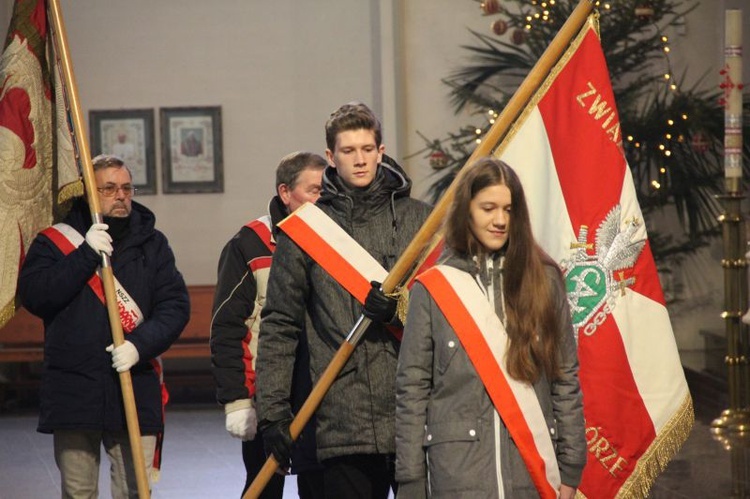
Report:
635,3,654,21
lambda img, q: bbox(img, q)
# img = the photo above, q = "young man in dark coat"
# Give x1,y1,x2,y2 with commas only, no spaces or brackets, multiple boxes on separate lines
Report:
210,151,327,498
18,154,190,498
255,103,432,498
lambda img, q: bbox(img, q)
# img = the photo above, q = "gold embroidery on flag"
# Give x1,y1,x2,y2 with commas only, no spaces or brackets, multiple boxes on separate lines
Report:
585,426,629,478
574,81,621,144
562,205,645,339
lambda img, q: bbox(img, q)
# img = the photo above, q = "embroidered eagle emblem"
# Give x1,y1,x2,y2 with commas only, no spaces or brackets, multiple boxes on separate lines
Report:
560,205,645,339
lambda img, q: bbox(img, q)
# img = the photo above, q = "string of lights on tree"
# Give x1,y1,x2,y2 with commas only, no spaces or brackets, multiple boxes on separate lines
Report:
470,0,685,190
418,0,747,263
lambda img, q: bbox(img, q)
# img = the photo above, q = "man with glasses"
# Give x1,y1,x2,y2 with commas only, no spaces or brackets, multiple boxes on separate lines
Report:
18,154,190,498
211,151,327,498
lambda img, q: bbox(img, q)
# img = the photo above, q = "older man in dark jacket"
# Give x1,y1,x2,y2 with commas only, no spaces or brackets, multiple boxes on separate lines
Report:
256,103,432,499
18,154,189,498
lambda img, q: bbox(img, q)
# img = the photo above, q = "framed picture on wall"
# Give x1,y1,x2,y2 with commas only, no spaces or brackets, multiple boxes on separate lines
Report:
160,106,223,194
89,108,157,194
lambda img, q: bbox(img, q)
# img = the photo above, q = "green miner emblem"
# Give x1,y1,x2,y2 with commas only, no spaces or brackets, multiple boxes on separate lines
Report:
566,264,609,326
561,205,645,339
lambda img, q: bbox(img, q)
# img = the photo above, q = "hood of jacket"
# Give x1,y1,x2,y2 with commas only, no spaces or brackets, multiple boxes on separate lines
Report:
267,194,289,238
441,247,507,324
441,247,505,286
317,155,413,224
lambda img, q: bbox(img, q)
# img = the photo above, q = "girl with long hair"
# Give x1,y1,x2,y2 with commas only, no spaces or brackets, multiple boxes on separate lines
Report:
395,158,586,498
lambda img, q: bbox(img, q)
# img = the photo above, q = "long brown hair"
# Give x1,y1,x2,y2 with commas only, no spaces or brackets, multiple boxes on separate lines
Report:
444,157,561,383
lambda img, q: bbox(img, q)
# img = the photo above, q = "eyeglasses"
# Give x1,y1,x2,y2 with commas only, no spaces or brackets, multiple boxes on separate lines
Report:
96,184,137,197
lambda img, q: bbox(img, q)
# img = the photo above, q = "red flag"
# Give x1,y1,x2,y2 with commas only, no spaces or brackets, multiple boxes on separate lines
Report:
498,16,693,498
0,0,80,328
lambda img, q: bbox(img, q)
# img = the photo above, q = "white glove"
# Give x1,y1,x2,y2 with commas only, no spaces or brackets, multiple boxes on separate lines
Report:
225,401,257,441
85,223,112,256
106,341,140,372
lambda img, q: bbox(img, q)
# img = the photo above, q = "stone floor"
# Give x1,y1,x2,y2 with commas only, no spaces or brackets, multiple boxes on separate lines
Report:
0,364,747,498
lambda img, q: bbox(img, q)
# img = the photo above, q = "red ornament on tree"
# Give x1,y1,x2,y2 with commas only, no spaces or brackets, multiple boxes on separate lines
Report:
511,28,526,45
492,19,508,36
429,150,449,170
691,131,709,154
481,0,501,15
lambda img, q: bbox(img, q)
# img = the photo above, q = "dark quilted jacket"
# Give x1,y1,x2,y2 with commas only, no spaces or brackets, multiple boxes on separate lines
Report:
18,198,189,434
256,158,432,460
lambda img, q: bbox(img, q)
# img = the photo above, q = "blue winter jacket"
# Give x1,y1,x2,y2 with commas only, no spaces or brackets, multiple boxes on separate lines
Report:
18,198,189,434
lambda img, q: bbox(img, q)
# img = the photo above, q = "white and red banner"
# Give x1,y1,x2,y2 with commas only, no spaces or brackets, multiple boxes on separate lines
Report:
496,16,693,498
0,0,80,329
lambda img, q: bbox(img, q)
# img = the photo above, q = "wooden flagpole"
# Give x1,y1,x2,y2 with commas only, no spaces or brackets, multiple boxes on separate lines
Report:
245,1,595,496
47,1,151,497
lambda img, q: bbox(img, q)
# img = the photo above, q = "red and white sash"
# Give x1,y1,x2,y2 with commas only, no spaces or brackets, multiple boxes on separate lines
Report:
246,216,274,250
42,223,144,332
240,215,275,395
279,203,388,305
245,215,274,272
279,202,441,302
42,222,167,477
417,265,561,499
279,203,440,341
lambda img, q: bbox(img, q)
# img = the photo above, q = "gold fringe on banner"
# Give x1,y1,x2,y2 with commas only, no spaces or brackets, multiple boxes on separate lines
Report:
0,301,15,330
58,178,83,203
392,287,410,326
576,394,695,499
615,394,695,498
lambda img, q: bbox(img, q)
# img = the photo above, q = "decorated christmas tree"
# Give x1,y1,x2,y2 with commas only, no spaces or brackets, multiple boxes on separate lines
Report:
418,0,749,267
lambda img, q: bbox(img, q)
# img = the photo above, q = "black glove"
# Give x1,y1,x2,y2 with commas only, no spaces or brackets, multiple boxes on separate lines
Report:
363,281,397,323
261,419,293,468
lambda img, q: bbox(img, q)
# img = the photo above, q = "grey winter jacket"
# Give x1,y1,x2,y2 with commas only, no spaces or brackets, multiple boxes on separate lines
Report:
256,159,432,461
395,251,586,498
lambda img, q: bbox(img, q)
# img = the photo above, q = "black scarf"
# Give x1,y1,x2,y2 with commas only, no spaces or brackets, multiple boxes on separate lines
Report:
103,215,131,243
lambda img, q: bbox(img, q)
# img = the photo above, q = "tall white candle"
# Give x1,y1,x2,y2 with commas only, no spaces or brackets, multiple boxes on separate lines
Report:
724,9,743,191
